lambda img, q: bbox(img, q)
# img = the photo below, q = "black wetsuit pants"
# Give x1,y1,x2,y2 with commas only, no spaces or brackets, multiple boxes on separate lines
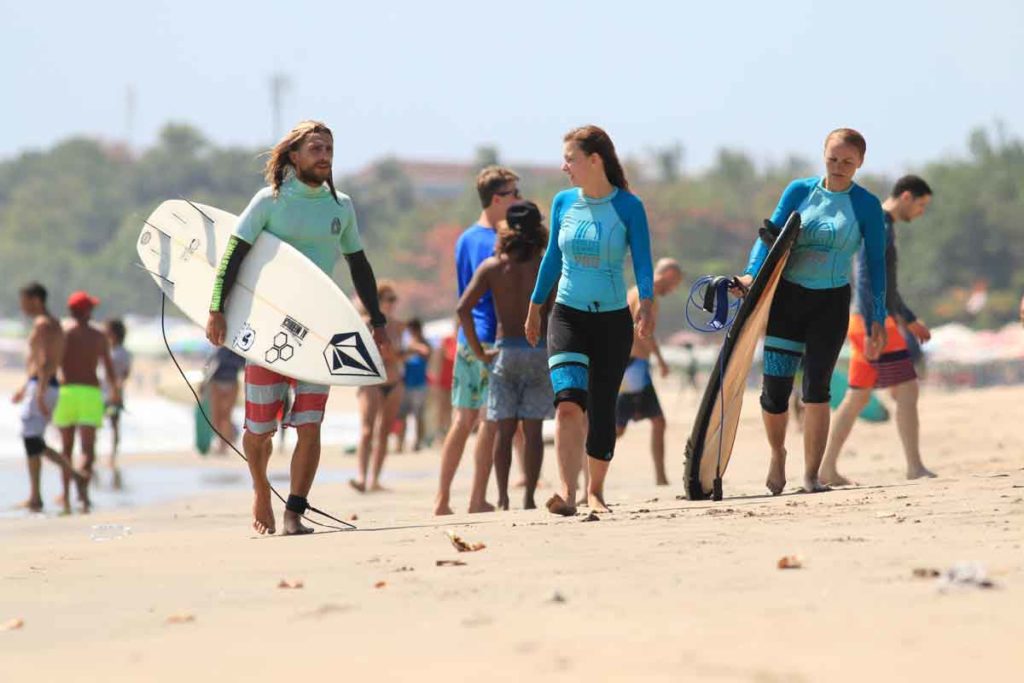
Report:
760,278,851,414
546,303,634,461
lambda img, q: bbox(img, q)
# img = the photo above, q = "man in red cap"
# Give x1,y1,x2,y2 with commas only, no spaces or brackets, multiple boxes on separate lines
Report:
52,290,120,510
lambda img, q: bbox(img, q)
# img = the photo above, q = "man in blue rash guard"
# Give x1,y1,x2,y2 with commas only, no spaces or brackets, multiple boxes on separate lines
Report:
733,128,887,496
525,125,655,516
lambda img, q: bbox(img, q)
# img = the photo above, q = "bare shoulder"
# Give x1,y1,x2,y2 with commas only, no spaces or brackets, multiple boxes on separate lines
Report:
479,255,502,274
33,315,59,336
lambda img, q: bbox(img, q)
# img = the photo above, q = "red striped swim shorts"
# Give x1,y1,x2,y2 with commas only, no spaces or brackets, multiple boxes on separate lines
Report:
243,364,330,434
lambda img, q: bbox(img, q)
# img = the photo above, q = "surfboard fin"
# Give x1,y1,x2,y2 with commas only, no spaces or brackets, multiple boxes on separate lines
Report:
132,262,175,285
712,477,723,502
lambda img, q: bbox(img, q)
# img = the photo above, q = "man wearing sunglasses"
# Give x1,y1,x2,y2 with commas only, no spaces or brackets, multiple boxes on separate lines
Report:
435,166,521,515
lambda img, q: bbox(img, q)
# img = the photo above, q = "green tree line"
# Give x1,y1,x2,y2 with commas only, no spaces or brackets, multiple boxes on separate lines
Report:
0,123,1020,333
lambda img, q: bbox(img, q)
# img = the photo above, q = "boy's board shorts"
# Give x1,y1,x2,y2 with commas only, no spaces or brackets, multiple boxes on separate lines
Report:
486,338,554,421
848,314,916,389
53,384,104,428
451,342,491,410
243,363,329,435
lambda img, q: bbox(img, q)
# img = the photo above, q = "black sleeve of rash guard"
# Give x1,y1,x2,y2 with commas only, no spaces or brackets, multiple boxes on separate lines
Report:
345,250,387,328
209,236,252,313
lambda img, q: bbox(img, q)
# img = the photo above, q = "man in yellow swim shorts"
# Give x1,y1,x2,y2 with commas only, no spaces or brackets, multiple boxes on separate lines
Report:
53,291,120,509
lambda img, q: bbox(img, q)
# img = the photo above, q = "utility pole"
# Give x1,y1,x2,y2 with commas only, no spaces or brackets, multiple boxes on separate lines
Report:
270,74,291,140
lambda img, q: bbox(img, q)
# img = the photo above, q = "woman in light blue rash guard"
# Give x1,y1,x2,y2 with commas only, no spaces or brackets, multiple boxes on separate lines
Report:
733,128,887,496
525,125,655,516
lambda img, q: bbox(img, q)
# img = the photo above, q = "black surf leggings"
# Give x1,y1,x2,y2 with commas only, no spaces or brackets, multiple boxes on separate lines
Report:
546,303,634,461
760,278,851,414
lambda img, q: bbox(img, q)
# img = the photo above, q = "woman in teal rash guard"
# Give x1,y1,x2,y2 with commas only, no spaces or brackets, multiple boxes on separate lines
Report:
733,128,887,496
525,125,655,516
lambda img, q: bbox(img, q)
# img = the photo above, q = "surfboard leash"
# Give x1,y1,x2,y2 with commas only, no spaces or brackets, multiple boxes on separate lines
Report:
686,276,744,500
158,294,356,532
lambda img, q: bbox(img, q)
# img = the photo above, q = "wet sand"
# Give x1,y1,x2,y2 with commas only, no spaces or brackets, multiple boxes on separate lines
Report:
1,382,1021,681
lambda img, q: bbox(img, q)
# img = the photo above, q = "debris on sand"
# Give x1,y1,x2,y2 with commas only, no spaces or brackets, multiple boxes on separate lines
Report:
1,617,24,631
549,591,567,604
436,560,467,567
277,579,305,589
446,530,486,552
777,555,804,570
374,581,387,589
581,511,600,522
912,568,941,579
165,613,195,625
936,562,997,592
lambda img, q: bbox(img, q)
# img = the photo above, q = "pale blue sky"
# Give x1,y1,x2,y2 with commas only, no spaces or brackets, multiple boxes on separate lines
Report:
2,0,1021,174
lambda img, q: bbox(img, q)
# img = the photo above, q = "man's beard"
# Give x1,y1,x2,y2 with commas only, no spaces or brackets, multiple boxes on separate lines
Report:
295,164,331,186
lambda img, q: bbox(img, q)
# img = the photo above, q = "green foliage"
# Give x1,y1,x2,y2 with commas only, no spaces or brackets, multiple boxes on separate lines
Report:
0,123,1020,333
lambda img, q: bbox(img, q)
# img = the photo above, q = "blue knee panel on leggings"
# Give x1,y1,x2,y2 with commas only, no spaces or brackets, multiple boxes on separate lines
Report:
549,352,589,395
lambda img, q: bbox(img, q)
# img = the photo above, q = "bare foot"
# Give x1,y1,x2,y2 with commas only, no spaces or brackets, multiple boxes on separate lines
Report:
252,485,276,535
18,498,44,513
434,497,454,516
587,492,611,513
73,471,91,513
111,469,123,491
819,469,854,487
545,494,576,517
497,496,510,511
655,476,669,486
468,500,495,514
766,449,787,495
348,478,366,494
523,495,536,510
907,465,937,480
799,476,831,494
368,482,390,493
282,510,314,535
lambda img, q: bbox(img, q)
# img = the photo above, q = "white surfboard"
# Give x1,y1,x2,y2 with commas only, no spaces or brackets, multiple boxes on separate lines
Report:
136,199,386,386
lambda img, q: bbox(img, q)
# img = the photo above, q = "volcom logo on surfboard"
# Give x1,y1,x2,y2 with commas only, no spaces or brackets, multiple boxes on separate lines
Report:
323,332,379,377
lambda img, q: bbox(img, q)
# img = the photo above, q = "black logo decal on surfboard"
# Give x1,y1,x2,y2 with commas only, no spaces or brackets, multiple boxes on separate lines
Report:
140,231,152,245
233,323,256,352
281,316,309,343
265,332,294,364
323,332,379,376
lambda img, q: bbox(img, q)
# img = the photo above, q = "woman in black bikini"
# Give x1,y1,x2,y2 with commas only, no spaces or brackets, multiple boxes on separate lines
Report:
351,281,405,493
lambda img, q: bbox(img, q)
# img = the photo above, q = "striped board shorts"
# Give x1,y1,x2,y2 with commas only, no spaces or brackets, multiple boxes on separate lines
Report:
244,363,330,435
847,314,917,390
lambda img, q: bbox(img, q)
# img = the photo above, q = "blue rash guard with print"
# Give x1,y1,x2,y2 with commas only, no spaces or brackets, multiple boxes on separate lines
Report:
743,177,888,327
530,187,654,312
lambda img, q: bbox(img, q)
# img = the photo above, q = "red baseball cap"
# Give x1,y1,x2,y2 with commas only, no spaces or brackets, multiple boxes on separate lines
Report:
67,291,100,312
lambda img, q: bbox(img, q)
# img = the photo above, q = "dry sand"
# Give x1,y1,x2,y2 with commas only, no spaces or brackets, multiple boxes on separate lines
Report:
1,381,1021,682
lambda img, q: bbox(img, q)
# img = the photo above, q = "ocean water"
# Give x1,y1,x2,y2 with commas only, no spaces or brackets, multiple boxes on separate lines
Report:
0,396,360,461
0,394,376,515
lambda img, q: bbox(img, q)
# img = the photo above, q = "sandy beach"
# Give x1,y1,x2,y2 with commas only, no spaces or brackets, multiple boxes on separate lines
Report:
1,380,1021,682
